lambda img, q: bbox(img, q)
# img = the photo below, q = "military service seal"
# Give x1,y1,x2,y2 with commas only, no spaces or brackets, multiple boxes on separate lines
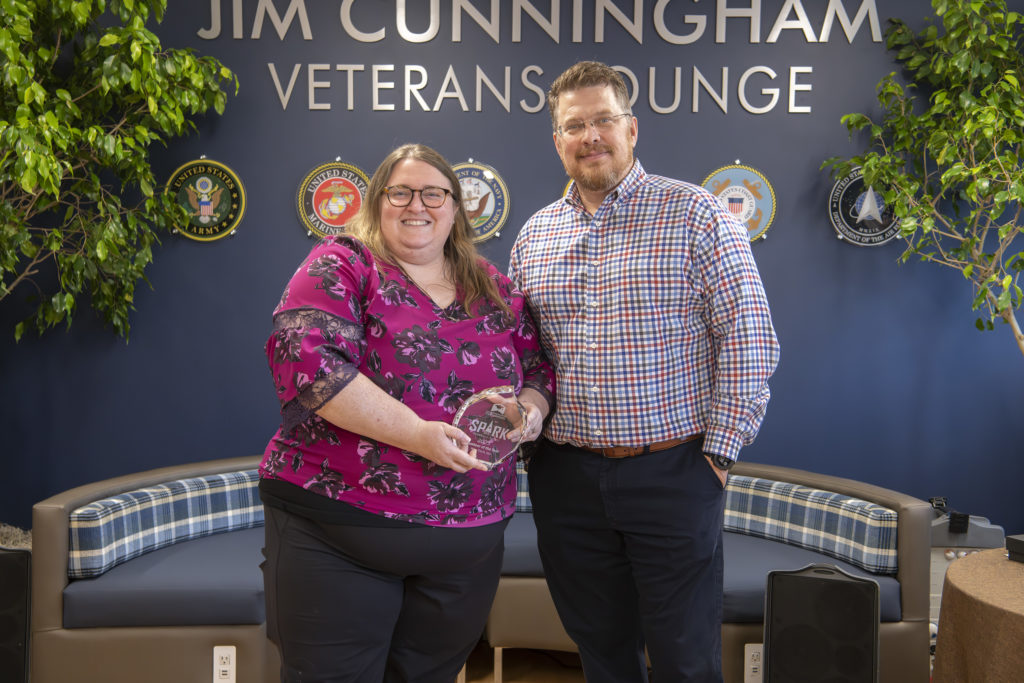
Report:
828,167,899,246
166,159,246,242
453,160,509,243
701,164,776,242
297,161,369,238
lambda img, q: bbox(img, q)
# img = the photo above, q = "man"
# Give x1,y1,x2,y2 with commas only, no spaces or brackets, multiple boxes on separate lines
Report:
508,61,780,682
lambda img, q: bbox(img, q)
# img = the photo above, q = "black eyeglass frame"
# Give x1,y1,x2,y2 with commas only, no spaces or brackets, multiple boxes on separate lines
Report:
381,185,455,208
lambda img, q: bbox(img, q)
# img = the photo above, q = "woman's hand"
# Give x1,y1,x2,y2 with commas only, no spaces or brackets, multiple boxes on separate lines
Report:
413,420,489,473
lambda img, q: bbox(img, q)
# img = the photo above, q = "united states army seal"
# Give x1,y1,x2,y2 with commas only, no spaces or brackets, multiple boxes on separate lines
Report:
701,164,776,242
297,161,369,238
166,159,246,242
828,167,899,246
453,160,509,243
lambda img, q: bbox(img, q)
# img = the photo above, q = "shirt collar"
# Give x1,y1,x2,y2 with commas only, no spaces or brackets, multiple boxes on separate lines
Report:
564,159,647,213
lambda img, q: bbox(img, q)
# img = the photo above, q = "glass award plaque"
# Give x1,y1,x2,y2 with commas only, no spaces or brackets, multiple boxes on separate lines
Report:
452,386,527,469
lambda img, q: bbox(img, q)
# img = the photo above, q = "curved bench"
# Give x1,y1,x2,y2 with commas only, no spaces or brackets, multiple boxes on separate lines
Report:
30,457,932,683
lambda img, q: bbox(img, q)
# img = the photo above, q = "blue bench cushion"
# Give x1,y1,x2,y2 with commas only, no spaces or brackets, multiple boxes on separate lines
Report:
68,470,263,578
723,532,900,623
502,514,901,623
62,513,901,629
502,509,543,576
63,526,266,628
724,475,898,575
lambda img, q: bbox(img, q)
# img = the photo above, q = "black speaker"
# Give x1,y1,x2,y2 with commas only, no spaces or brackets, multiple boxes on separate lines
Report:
0,547,31,683
763,563,879,683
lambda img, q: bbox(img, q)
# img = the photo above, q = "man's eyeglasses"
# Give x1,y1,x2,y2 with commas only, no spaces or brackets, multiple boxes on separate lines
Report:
557,112,632,139
382,185,453,208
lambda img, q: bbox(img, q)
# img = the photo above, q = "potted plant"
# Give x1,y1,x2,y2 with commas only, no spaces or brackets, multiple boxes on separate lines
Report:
824,0,1024,357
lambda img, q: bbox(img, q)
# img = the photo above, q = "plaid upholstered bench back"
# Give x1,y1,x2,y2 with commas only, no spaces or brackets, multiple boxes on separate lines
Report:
68,469,263,579
724,475,898,575
67,465,899,580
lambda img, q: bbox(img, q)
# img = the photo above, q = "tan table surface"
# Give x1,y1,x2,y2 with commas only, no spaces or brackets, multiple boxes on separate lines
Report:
932,547,1024,683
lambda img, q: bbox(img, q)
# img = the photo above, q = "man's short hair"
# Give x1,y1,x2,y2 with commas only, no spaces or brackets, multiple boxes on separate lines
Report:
547,61,631,130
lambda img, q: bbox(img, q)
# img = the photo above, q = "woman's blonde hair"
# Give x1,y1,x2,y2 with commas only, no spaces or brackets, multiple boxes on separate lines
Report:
346,143,508,315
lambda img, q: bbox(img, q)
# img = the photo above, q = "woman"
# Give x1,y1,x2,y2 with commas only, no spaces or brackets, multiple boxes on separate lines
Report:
259,143,554,683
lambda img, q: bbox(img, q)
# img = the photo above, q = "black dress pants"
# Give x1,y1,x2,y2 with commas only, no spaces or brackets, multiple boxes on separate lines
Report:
262,505,507,683
529,438,726,683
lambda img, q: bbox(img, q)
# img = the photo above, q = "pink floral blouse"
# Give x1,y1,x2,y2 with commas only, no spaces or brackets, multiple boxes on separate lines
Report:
259,235,555,527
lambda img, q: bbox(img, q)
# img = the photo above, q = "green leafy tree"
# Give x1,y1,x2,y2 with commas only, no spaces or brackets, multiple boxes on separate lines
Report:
1,0,237,339
824,0,1024,357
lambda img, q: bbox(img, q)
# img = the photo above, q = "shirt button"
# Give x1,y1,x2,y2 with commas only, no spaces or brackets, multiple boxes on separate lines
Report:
591,386,599,392
589,300,599,307
590,343,598,349
595,429,603,436
591,260,600,266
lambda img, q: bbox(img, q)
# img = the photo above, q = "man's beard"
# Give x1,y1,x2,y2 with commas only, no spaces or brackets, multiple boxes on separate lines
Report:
569,145,632,193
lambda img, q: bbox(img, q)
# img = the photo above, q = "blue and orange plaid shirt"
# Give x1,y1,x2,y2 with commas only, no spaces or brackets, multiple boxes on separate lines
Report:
509,161,780,463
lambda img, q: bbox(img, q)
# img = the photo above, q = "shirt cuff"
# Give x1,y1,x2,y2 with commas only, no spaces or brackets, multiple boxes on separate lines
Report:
703,427,743,463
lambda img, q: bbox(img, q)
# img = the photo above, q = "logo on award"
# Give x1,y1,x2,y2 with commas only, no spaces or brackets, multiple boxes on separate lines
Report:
701,164,776,242
453,160,509,243
166,159,246,242
452,386,527,469
297,161,369,238
828,167,899,246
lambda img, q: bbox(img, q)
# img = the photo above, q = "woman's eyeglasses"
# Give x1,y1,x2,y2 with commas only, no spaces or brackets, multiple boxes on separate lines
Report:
382,185,453,208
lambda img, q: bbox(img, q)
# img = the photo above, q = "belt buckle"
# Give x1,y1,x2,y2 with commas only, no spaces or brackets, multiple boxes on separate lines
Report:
604,445,644,458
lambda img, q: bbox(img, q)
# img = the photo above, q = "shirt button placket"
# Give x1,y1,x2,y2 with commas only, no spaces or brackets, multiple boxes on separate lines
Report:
584,221,601,438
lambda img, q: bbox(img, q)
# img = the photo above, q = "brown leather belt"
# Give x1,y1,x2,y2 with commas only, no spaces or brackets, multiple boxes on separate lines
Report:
575,434,702,458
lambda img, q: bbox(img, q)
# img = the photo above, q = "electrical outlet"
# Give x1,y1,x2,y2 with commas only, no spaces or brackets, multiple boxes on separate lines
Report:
743,643,763,683
213,645,236,683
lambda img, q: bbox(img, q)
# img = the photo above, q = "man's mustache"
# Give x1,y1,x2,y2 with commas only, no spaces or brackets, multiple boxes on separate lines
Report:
576,144,613,159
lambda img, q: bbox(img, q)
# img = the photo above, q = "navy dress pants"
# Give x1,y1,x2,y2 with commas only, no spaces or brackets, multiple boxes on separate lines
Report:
528,438,726,683
262,505,507,683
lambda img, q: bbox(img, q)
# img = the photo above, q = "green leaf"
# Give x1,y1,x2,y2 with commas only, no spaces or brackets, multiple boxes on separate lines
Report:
19,167,37,193
0,0,237,339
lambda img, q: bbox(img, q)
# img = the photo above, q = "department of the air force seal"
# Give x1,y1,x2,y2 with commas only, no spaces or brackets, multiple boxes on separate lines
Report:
701,164,776,242
297,161,369,238
828,167,899,246
166,159,246,242
453,160,509,243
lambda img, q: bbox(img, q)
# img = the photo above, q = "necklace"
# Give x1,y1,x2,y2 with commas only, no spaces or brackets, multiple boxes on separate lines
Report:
401,264,457,309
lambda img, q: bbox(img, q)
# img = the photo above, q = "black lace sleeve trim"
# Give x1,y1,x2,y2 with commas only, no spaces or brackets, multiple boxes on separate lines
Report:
280,366,359,435
522,382,555,411
273,307,365,344
274,307,364,435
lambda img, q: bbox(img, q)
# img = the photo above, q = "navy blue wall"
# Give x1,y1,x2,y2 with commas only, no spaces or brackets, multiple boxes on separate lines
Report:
3,0,1022,535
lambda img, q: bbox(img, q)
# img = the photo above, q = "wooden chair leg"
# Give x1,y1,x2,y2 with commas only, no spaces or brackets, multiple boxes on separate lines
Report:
457,662,466,683
493,646,504,683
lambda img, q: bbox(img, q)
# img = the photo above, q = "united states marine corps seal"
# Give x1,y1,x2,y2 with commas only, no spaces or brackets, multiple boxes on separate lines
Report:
166,159,246,242
297,161,369,238
701,164,776,242
829,167,900,246
453,160,509,243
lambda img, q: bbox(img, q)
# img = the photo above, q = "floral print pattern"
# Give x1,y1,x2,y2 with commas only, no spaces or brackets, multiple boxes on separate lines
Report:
260,236,554,527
